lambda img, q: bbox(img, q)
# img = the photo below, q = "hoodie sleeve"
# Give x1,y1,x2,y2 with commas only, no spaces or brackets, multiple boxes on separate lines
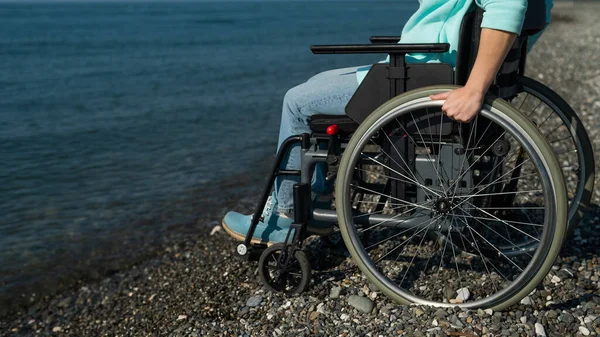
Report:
476,0,528,34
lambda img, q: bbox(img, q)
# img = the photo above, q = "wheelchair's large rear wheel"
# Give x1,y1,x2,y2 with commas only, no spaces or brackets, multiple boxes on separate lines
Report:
511,76,594,233
335,86,567,310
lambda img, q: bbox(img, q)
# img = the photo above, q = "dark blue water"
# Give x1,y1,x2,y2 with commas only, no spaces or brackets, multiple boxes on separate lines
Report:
0,0,415,312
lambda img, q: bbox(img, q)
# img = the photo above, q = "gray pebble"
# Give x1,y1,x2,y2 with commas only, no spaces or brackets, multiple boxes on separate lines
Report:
444,287,457,299
238,307,249,317
246,295,263,307
435,308,448,318
347,295,373,313
330,286,342,299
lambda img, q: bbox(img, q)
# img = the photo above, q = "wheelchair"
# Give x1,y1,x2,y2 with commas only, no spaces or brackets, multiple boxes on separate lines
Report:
233,7,595,310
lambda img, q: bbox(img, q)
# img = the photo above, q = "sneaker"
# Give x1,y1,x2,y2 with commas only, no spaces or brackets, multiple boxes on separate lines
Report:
222,196,294,246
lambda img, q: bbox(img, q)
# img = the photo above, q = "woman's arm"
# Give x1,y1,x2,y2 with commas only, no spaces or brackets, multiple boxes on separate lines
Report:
429,28,518,122
430,0,528,123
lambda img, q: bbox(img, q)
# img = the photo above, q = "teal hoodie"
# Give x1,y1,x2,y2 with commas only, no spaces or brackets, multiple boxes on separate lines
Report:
356,0,553,84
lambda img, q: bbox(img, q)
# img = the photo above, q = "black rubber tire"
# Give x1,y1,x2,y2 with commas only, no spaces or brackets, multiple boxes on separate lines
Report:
335,85,568,310
517,76,595,234
258,243,311,295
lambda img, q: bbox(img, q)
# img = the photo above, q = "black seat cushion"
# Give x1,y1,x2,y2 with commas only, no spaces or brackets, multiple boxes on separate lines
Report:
309,114,358,135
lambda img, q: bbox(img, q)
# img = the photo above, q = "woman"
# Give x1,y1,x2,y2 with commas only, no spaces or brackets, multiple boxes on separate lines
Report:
222,0,554,245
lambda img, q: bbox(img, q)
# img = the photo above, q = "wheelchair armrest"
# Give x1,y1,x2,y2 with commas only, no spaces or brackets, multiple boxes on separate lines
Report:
369,36,401,44
310,43,449,55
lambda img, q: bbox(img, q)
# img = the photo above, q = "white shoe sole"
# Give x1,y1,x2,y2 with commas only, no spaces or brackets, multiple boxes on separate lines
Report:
221,218,335,246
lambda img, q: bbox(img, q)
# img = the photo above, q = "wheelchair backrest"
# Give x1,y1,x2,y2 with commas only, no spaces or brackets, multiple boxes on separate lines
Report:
456,0,548,96
345,0,548,123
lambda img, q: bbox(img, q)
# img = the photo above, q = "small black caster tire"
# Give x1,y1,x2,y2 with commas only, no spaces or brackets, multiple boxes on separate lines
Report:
258,243,311,295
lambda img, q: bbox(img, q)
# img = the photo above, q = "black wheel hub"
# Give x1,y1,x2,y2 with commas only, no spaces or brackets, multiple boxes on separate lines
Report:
435,197,453,214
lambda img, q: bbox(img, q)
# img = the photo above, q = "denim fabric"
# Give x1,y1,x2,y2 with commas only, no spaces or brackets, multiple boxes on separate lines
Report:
273,65,364,215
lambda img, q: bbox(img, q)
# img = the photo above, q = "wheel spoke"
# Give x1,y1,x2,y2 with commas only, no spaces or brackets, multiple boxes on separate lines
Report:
335,93,565,308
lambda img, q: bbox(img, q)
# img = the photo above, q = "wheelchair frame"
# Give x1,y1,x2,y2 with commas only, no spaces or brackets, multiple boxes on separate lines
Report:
230,4,594,309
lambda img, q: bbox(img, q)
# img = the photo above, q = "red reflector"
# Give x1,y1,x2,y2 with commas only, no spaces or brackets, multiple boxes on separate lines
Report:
326,124,339,135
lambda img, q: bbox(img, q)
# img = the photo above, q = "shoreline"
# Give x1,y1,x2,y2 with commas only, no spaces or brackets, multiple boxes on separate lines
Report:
2,3,600,336
0,154,273,319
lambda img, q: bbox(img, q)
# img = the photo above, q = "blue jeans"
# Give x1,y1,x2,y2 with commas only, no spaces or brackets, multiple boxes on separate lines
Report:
274,65,364,215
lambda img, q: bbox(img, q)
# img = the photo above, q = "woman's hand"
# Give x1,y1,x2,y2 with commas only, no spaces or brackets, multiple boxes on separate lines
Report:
429,86,485,123
429,28,518,123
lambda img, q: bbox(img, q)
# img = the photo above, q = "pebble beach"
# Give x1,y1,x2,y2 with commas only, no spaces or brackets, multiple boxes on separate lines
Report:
2,3,600,337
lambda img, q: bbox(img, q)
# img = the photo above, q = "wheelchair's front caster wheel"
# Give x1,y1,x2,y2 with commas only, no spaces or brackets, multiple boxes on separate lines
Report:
258,243,311,295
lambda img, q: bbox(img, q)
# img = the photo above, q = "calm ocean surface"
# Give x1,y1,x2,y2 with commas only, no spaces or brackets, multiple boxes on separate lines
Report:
0,0,414,312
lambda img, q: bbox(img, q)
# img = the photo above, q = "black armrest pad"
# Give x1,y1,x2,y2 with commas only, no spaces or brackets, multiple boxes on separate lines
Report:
369,36,401,44
310,43,449,55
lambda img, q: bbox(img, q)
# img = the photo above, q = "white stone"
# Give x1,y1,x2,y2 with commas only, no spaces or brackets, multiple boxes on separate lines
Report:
535,323,547,337
579,326,591,336
177,315,187,321
456,287,470,301
340,313,350,321
432,319,438,327
484,309,493,315
210,225,222,236
317,303,326,314
551,275,561,284
520,296,534,305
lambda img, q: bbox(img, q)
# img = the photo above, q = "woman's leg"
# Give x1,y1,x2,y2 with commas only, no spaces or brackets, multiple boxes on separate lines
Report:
274,66,362,215
222,65,363,244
